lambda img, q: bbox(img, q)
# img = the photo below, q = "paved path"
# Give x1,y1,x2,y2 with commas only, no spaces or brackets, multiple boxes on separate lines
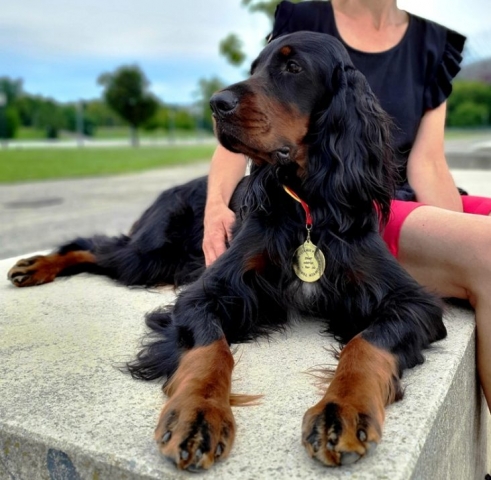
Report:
444,134,491,169
1,163,490,261
0,163,209,260
3,137,216,149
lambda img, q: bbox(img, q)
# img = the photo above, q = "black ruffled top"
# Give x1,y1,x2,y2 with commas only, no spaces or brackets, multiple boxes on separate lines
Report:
270,1,466,199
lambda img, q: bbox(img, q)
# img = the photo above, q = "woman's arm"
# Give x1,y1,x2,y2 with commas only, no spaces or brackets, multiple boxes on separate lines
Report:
203,144,248,266
406,102,462,212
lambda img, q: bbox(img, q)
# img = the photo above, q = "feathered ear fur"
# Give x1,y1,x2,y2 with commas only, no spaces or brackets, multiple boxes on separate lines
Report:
307,64,396,231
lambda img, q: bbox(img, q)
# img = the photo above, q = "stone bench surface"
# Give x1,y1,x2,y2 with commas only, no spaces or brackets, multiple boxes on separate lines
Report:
0,254,485,480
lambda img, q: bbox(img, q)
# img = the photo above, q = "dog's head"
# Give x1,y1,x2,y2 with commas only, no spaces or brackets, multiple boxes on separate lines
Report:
211,31,396,226
211,32,334,169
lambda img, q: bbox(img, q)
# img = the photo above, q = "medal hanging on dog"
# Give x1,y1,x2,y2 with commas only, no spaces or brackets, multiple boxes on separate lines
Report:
283,186,326,283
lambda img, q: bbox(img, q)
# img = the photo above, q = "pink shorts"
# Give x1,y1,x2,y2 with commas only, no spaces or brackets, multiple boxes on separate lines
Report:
382,195,491,259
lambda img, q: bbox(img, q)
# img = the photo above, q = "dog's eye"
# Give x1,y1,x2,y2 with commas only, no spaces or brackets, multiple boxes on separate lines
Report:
286,60,302,74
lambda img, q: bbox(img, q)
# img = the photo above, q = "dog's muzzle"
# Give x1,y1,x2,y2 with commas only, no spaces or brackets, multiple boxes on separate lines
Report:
210,91,239,118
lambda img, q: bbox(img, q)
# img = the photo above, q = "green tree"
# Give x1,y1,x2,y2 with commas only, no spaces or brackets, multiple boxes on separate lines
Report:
0,77,23,104
144,106,170,131
219,0,304,66
15,95,40,127
144,105,198,134
175,109,196,131
14,94,70,137
0,107,20,140
448,101,489,127
61,103,97,137
0,77,23,140
219,34,246,66
85,100,124,127
34,99,67,138
98,65,159,146
447,80,491,126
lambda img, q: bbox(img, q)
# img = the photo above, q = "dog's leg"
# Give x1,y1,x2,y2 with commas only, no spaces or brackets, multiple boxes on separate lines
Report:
128,220,278,470
302,335,399,466
129,302,261,471
8,246,98,287
8,177,210,288
154,336,237,471
7,233,202,288
302,279,445,466
7,236,120,287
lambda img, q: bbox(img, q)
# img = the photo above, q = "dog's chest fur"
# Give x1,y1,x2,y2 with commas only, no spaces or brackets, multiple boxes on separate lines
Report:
285,279,323,313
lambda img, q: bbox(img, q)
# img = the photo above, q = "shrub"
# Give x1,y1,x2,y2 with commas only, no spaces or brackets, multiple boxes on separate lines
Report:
0,107,20,139
447,101,489,127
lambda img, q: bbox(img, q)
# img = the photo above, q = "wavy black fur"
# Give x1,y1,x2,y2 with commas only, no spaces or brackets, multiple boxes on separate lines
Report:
48,32,446,383
126,32,445,382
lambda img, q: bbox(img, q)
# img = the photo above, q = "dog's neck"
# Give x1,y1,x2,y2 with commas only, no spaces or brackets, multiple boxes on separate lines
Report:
274,163,305,193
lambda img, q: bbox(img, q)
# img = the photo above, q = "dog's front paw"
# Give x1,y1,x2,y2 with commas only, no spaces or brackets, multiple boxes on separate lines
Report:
302,401,381,466
155,394,235,471
8,255,55,287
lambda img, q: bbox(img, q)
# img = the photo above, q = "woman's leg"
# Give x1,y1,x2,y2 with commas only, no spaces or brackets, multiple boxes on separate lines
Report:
397,205,491,409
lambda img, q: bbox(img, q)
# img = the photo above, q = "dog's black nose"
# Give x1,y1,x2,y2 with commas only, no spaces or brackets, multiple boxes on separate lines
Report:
210,91,238,116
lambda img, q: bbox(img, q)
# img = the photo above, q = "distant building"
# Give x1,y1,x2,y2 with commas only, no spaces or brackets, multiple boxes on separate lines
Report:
458,58,491,83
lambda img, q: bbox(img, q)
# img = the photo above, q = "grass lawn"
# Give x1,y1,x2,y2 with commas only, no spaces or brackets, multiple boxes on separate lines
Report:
0,145,216,183
15,126,491,142
93,126,134,139
17,127,77,140
17,127,47,139
95,126,210,140
15,126,214,141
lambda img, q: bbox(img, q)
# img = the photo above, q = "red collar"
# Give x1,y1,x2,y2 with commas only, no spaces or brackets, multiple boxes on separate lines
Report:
283,185,312,228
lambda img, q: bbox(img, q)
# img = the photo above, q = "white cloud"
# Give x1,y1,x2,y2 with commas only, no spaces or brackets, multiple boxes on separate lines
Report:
2,0,488,103
399,0,491,37
1,0,488,62
0,0,270,60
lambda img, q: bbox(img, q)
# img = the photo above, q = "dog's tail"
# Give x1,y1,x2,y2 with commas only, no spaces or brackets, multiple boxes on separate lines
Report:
126,308,264,406
125,307,185,381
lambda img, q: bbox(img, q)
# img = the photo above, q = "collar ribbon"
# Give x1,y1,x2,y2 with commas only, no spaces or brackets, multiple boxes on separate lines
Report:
283,185,312,228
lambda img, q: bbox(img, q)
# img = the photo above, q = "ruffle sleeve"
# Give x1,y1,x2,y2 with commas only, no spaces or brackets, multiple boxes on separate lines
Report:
423,28,466,110
268,1,294,42
267,1,334,42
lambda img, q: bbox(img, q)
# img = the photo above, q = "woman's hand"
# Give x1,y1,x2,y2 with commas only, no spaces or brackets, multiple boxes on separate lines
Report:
203,200,236,266
203,144,248,266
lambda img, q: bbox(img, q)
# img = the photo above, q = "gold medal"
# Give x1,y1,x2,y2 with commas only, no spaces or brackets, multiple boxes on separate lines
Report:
293,238,326,282
283,185,326,283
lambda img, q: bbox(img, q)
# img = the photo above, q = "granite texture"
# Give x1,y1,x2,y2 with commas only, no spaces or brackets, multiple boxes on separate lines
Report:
0,254,487,479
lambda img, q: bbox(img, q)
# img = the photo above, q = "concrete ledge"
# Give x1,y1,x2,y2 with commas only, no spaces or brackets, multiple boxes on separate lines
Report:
0,255,488,479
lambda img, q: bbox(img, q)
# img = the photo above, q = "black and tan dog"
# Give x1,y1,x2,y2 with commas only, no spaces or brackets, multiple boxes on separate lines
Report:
8,32,445,470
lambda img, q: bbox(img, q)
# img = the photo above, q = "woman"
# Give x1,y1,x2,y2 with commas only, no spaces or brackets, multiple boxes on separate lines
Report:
203,0,491,410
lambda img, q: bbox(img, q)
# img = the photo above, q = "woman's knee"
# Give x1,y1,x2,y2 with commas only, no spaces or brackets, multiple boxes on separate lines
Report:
398,207,491,300
464,231,491,300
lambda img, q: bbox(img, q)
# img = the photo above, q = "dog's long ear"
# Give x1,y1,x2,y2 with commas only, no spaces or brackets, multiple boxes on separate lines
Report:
308,64,396,230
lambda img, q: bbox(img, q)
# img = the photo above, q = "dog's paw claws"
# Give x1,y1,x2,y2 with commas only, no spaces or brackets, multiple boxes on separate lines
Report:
15,256,42,267
155,397,235,471
215,443,224,458
10,274,28,286
161,431,171,444
340,451,361,465
302,401,381,467
8,255,55,287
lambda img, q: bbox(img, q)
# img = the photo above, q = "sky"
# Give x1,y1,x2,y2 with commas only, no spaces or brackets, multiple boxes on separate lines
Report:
1,0,490,105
